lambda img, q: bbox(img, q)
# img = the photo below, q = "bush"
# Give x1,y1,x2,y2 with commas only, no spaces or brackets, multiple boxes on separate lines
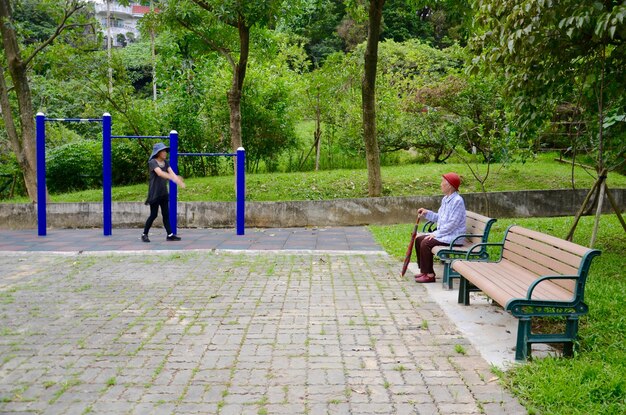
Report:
0,152,25,199
111,140,148,185
46,140,150,194
46,140,101,193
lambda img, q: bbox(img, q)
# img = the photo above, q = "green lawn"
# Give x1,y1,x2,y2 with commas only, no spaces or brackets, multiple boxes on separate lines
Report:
4,153,625,203
369,214,626,415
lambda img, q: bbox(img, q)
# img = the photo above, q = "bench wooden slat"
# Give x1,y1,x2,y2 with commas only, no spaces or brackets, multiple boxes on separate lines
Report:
496,260,575,295
466,211,493,225
501,247,575,279
452,262,529,305
505,231,584,270
452,261,572,305
503,242,580,277
508,226,591,257
432,240,477,255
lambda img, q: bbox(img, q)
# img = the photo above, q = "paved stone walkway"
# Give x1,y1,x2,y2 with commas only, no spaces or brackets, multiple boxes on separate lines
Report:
0,229,526,414
0,228,381,253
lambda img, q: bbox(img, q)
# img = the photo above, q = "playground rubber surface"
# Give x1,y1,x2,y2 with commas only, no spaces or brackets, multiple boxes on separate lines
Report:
0,227,527,414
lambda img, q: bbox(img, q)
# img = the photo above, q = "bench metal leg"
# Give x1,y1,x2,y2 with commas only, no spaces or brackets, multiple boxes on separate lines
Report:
563,316,579,357
442,262,455,290
515,317,532,361
458,277,470,305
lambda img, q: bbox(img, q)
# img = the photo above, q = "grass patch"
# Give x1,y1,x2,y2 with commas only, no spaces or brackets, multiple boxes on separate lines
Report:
454,344,467,355
4,153,625,203
370,214,626,415
49,378,81,404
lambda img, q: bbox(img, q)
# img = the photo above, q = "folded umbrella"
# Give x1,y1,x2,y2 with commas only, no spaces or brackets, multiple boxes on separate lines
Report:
400,215,421,277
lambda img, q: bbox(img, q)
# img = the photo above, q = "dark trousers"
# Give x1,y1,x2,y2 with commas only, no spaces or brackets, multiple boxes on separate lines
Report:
414,234,448,274
143,195,171,235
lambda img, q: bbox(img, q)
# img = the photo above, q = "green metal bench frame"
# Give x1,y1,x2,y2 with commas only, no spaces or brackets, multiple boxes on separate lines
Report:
449,225,601,361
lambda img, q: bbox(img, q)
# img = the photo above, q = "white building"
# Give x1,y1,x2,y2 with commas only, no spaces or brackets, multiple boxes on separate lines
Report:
92,1,155,47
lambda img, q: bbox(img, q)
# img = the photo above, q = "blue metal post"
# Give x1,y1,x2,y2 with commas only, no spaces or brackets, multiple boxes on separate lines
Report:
102,113,112,236
236,147,246,235
169,131,178,235
36,113,46,236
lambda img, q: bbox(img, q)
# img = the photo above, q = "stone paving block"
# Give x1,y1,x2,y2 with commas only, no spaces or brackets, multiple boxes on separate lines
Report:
414,402,441,414
265,403,307,414
175,402,220,414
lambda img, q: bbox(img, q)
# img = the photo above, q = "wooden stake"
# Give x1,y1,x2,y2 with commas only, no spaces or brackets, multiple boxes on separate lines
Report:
566,178,599,241
590,179,605,248
604,184,626,232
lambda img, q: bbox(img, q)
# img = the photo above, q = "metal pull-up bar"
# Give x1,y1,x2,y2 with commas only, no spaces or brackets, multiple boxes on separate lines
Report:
169,138,246,236
36,112,246,237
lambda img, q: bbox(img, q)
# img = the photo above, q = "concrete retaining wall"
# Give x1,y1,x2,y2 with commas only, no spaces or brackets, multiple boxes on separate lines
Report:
1,188,624,230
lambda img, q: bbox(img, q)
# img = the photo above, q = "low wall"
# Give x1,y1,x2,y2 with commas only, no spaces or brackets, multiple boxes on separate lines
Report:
1,188,624,230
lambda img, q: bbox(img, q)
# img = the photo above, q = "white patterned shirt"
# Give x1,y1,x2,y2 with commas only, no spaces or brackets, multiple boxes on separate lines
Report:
424,192,466,244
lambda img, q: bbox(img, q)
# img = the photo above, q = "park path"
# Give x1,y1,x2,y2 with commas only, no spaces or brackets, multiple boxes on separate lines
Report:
0,228,526,414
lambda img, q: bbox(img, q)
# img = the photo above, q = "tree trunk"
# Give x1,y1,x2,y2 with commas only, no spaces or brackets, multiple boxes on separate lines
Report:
362,0,385,197
0,0,38,201
314,88,322,171
227,18,249,154
227,88,243,151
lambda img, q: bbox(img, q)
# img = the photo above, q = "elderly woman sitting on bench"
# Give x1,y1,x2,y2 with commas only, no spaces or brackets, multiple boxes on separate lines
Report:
414,172,466,283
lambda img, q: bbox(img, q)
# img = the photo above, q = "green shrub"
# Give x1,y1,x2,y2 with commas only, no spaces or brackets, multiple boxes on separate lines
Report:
46,140,101,193
111,140,148,186
0,152,25,199
46,140,149,194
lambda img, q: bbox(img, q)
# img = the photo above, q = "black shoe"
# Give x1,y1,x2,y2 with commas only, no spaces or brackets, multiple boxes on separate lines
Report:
141,234,150,243
166,234,181,241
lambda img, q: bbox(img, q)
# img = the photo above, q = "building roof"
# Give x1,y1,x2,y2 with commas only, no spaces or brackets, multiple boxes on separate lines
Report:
131,5,158,15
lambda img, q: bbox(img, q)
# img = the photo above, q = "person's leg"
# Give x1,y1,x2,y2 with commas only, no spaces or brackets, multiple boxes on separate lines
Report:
416,237,447,282
159,196,172,235
142,202,160,241
414,234,428,268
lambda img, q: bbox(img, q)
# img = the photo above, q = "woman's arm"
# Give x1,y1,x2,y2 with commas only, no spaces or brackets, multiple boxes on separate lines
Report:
154,167,186,188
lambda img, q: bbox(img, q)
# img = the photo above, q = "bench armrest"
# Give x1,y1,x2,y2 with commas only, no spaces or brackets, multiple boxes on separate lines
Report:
420,221,436,233
459,242,504,260
448,233,483,249
506,275,588,317
525,275,579,300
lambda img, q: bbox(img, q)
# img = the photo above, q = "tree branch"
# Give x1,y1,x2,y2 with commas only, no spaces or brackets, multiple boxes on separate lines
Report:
189,0,238,27
174,17,236,70
23,1,85,67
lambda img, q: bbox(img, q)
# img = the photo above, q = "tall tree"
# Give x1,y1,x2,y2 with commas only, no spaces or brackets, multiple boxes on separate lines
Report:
0,0,88,202
362,0,385,196
163,0,285,157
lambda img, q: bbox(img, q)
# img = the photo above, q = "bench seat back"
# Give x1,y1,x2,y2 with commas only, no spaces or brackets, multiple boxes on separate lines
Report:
501,225,598,296
464,211,496,244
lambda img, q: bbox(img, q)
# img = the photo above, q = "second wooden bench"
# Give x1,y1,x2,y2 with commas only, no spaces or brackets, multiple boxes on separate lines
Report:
422,211,497,289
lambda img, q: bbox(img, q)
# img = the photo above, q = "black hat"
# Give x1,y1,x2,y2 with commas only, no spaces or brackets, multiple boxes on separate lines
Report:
149,142,169,160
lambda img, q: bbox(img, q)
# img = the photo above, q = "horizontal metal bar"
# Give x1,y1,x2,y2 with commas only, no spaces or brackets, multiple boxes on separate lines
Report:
111,135,170,139
178,152,236,157
45,118,103,122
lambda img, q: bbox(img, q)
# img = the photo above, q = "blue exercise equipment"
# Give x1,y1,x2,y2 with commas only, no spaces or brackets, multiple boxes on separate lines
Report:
35,112,246,237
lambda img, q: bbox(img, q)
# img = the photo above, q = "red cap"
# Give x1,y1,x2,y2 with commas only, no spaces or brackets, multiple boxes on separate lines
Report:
442,172,461,190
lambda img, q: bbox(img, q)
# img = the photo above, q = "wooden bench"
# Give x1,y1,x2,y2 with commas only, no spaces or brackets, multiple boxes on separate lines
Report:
449,225,601,361
421,211,497,289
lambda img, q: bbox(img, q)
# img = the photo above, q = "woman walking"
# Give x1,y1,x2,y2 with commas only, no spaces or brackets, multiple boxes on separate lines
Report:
141,142,185,242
